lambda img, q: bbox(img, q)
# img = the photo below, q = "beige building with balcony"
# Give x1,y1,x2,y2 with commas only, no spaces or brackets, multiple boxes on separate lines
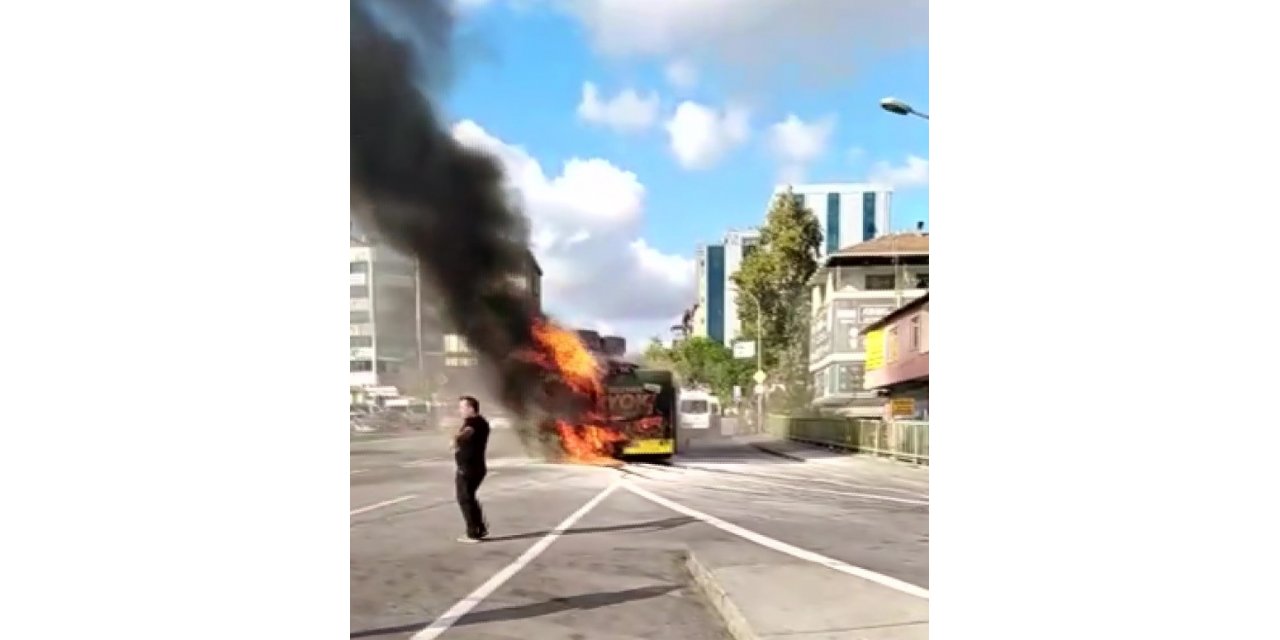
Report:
807,232,928,416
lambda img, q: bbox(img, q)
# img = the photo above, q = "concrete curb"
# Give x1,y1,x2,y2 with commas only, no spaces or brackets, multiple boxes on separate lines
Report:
684,550,760,640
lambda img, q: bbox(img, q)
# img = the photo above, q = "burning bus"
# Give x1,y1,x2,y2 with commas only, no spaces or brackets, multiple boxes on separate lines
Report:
597,351,678,458
526,326,679,464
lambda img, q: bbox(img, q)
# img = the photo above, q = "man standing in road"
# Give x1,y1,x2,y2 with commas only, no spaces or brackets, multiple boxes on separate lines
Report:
453,395,490,543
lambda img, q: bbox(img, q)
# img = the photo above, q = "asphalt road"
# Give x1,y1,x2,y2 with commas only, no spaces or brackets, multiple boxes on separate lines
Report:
350,420,929,639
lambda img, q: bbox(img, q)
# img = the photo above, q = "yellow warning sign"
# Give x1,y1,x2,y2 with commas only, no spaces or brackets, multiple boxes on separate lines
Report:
889,398,916,417
865,329,885,371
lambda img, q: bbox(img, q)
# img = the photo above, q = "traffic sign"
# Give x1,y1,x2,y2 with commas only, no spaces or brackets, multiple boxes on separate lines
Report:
753,383,765,395
752,370,767,384
733,341,756,359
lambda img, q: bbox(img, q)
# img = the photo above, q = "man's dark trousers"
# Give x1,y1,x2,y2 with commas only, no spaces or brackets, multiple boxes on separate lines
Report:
455,466,488,538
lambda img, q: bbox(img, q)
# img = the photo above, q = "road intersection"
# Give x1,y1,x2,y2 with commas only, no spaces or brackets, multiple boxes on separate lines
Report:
350,423,929,639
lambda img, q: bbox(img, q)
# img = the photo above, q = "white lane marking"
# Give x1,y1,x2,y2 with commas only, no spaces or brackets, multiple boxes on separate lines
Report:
678,463,929,498
351,469,369,475
398,457,532,469
410,480,622,640
350,495,417,516
633,463,927,506
623,481,929,600
350,434,438,446
804,457,931,484
693,470,926,506
734,477,925,506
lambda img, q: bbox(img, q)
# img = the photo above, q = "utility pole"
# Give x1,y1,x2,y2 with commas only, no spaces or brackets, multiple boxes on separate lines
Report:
745,290,765,434
414,256,423,374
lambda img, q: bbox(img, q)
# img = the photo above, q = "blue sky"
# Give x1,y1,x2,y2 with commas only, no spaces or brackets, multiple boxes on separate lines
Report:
428,0,928,344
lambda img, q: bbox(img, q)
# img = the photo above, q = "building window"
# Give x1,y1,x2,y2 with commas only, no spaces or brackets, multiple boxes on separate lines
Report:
350,261,367,274
865,274,895,290
826,192,841,254
445,334,470,354
707,245,726,344
378,260,417,277
351,285,369,299
350,359,372,372
829,366,849,394
909,316,921,352
862,192,877,241
350,310,371,324
350,335,373,348
913,272,929,289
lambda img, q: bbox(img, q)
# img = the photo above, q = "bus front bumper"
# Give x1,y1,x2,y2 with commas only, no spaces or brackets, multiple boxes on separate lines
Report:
621,438,675,455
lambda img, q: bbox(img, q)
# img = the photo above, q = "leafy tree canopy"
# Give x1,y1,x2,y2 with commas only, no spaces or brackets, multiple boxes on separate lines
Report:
731,188,821,386
640,336,752,403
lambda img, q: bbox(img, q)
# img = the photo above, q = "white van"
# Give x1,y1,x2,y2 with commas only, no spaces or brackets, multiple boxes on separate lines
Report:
677,390,722,451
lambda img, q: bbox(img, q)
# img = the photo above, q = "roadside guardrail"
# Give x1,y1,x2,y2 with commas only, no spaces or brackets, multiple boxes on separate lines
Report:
766,415,929,465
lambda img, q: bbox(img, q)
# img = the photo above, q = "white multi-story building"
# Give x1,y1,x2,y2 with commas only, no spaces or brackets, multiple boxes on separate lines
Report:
723,229,761,344
350,230,542,390
691,228,760,346
777,183,893,257
350,236,433,388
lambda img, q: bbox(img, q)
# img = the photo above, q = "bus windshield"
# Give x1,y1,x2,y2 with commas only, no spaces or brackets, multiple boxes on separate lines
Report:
680,399,709,414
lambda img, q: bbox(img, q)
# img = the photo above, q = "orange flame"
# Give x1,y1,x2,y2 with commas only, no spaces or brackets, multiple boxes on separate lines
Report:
553,420,626,467
529,321,604,398
523,319,624,465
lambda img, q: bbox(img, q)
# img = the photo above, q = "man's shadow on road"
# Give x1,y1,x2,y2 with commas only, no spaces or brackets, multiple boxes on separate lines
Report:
481,516,694,543
350,584,680,638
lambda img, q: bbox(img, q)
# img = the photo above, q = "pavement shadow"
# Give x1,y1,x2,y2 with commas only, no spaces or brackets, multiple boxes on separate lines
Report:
675,440,806,465
350,585,679,637
481,516,694,543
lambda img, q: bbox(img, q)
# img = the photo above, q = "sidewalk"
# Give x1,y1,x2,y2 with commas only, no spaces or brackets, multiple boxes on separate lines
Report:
687,542,929,639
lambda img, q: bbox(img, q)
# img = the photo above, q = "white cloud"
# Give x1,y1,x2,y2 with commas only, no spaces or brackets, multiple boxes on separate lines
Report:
768,113,836,183
664,60,699,90
452,0,492,12
451,120,695,339
867,155,929,189
561,0,927,82
664,100,750,170
576,82,661,133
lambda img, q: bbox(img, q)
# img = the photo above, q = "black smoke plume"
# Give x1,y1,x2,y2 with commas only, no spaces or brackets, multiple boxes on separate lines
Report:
350,0,561,420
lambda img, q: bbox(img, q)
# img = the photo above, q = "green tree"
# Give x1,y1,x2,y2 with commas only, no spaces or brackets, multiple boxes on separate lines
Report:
731,187,822,409
641,337,682,383
639,336,750,402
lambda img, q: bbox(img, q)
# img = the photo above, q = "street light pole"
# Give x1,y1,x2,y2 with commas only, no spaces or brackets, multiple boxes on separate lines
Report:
745,290,765,433
879,97,929,121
